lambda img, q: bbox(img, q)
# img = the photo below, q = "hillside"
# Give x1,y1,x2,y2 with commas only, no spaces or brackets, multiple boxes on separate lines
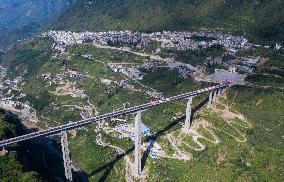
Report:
1,29,283,181
0,0,72,50
52,0,284,44
0,0,284,181
0,109,41,181
0,108,74,181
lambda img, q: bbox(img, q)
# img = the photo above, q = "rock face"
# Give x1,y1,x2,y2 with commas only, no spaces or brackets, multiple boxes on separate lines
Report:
0,0,72,50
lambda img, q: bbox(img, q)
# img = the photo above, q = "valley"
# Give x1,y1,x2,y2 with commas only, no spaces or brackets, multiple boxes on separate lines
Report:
0,0,72,50
0,28,283,181
0,0,284,181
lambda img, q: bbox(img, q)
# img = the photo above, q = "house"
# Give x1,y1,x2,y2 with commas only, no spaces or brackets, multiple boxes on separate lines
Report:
229,66,236,73
243,58,259,67
275,44,282,50
228,48,238,55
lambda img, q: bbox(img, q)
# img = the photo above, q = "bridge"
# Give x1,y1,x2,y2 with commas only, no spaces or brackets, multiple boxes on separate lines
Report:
0,84,229,181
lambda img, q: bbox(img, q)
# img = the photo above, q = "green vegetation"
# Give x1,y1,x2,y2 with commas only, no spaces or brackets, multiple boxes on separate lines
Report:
146,86,284,181
2,37,54,79
143,42,161,54
67,44,145,64
0,0,72,50
258,67,284,77
228,86,284,145
0,154,41,182
246,74,284,87
141,68,185,94
236,48,284,87
52,0,284,44
26,91,53,111
225,86,284,179
264,49,284,68
159,45,225,67
0,109,26,140
0,109,41,181
1,29,283,181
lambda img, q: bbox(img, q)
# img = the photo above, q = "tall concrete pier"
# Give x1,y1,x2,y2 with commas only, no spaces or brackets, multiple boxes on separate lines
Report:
207,91,213,108
183,97,193,133
213,90,217,104
61,131,73,182
134,111,142,176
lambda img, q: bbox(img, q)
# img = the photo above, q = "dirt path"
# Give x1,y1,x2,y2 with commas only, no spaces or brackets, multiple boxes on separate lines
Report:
246,82,284,90
166,134,192,160
86,96,99,115
89,93,253,180
164,97,252,155
179,119,220,151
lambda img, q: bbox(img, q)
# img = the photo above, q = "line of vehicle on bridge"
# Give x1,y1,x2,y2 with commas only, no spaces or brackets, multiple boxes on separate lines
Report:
0,84,228,147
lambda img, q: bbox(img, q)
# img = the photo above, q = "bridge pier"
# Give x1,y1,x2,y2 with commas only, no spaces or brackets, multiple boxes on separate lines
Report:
212,90,217,104
134,110,142,177
207,91,213,108
61,131,73,182
214,89,219,103
182,97,193,133
0,146,7,155
217,88,221,98
208,89,220,108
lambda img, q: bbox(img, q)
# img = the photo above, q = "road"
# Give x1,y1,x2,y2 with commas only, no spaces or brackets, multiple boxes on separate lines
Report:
93,43,165,62
0,84,228,147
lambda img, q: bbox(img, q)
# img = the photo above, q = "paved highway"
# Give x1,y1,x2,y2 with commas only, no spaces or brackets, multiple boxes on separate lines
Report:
0,84,228,147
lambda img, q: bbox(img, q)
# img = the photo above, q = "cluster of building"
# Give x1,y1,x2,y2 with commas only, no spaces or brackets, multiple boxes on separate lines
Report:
44,30,270,57
156,31,248,53
38,68,91,84
138,59,200,79
205,55,266,75
38,71,88,99
107,63,143,80
43,30,275,87
43,30,260,84
0,67,26,104
237,57,262,73
78,106,93,119
43,30,152,52
0,66,39,123
114,122,151,140
144,90,163,99
0,75,24,95
112,122,166,159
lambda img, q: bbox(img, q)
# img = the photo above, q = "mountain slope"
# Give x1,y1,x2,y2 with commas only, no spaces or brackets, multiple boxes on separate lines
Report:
0,0,72,50
52,0,284,44
1,32,283,181
0,109,41,181
0,1,283,181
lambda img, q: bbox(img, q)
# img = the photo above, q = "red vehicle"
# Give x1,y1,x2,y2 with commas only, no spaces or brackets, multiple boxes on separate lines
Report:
223,79,233,85
148,101,158,106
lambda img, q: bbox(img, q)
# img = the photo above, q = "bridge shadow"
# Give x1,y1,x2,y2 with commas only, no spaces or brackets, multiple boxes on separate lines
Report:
88,95,209,181
87,146,134,181
141,95,209,170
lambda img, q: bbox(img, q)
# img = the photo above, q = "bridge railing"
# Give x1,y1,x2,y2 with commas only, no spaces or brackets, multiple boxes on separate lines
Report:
0,84,228,147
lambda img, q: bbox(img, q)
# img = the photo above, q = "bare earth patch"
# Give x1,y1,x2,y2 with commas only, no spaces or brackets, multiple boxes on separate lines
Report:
256,99,263,106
